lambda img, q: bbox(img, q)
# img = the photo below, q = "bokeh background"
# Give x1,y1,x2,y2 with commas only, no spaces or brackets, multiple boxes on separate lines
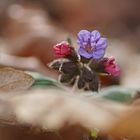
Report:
0,0,140,88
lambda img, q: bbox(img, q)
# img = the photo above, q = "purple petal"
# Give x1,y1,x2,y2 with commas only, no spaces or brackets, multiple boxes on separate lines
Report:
90,30,101,46
78,47,93,59
92,49,105,59
77,30,90,48
96,37,108,50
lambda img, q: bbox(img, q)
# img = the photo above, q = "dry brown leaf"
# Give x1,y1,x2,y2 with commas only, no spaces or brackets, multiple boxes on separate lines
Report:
0,67,34,92
1,89,126,131
1,88,140,140
109,108,140,140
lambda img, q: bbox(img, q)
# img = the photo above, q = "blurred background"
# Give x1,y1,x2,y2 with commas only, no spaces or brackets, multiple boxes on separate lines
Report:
0,0,140,88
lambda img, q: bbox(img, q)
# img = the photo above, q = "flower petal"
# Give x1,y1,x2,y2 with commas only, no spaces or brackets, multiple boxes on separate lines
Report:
77,30,90,48
91,30,101,43
92,49,105,59
96,37,108,50
78,47,93,59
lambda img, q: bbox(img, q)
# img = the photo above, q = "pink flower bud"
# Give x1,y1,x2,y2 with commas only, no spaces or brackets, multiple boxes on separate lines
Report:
103,57,120,76
53,42,71,58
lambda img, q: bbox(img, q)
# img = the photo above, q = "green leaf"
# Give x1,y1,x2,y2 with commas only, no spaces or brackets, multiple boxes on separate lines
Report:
84,86,138,103
100,86,137,102
26,72,61,88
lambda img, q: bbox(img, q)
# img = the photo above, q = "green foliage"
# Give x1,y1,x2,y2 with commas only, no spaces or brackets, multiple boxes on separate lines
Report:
27,71,138,103
86,86,138,103
100,86,137,103
26,72,60,88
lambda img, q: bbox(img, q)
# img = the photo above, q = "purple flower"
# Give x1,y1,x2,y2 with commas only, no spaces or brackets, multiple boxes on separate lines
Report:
77,30,108,59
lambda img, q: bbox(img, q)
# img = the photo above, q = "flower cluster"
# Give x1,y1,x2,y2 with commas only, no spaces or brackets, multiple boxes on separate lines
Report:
49,30,120,92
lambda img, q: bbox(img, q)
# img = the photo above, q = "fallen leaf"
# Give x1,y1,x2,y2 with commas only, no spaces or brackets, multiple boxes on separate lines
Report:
0,88,139,140
109,108,140,140
0,67,34,92
8,89,127,131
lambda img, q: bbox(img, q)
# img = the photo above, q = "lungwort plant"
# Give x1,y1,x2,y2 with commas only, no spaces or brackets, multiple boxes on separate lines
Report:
48,30,120,92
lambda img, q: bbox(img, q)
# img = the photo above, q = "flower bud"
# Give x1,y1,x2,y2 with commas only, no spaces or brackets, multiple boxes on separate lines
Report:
103,57,120,76
53,41,71,58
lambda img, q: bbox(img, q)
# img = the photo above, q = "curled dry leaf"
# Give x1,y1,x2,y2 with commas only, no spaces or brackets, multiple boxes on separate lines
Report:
0,67,34,92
